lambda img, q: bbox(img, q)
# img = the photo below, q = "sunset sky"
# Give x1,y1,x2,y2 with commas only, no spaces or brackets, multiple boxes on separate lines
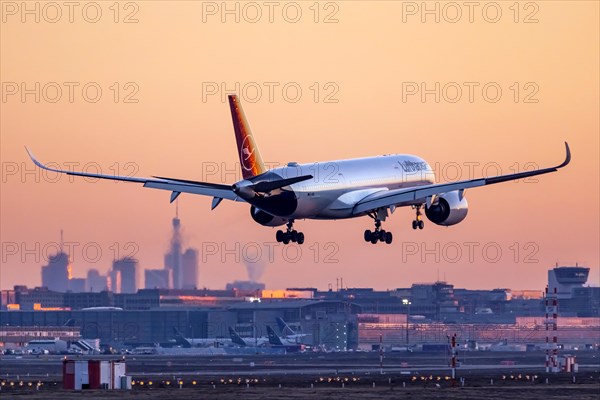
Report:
1,1,598,291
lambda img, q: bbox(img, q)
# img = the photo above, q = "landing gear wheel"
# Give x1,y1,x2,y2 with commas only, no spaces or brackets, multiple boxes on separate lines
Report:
412,220,418,230
364,214,394,245
418,220,424,230
385,232,393,244
277,220,304,245
276,230,284,242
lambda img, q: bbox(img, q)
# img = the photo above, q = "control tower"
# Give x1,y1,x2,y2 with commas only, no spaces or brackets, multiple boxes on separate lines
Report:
548,265,589,299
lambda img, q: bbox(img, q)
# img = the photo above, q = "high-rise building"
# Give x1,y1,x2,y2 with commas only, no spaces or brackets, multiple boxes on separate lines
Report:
41,252,69,292
145,269,170,289
86,269,109,292
165,205,183,289
111,257,137,294
68,278,86,293
181,248,199,289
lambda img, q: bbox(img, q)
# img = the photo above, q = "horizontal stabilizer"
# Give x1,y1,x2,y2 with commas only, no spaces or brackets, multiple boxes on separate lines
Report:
252,175,313,193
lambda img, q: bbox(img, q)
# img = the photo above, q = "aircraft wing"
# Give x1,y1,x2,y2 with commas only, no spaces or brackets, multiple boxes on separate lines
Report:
352,142,571,215
26,147,241,202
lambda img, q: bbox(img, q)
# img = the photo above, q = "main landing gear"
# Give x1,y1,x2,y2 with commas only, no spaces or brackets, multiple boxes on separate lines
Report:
364,219,393,245
412,205,425,230
276,220,304,245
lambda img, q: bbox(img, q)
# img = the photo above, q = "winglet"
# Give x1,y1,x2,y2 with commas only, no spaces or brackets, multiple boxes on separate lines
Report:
25,146,64,174
25,146,49,171
556,141,571,169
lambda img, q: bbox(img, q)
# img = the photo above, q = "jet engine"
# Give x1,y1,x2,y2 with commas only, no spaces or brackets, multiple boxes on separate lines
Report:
250,206,287,227
424,191,468,226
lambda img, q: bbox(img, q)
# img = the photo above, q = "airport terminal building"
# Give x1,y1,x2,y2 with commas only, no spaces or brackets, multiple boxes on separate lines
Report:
0,266,598,351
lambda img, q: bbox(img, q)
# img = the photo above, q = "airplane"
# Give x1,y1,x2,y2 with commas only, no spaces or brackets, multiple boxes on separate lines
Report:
276,317,309,343
228,326,269,347
26,94,571,245
172,327,231,348
266,325,304,353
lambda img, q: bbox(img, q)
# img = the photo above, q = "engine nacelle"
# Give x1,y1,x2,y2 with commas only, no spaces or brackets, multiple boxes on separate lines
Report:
425,191,468,226
250,206,287,227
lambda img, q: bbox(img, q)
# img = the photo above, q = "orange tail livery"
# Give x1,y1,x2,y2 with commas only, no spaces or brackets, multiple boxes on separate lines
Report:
228,94,266,179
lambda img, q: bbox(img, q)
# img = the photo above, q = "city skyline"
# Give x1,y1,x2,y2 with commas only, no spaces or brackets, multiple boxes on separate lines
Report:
1,210,597,291
7,235,599,292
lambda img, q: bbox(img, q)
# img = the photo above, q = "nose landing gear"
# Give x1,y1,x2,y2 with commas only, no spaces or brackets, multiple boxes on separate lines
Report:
364,219,393,245
276,220,304,245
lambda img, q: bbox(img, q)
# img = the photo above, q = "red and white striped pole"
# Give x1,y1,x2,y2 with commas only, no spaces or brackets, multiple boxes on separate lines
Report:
451,333,457,379
545,286,559,372
545,286,550,373
552,287,558,371
379,334,383,374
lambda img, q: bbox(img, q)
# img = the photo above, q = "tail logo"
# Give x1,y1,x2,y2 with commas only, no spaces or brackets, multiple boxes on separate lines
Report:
240,135,256,172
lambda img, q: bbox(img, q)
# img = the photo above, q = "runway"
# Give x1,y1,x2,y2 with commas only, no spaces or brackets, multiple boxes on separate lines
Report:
1,350,598,380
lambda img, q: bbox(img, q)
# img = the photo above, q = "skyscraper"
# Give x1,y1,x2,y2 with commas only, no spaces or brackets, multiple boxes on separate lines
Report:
161,203,200,290
41,252,69,292
181,248,199,290
145,269,170,289
86,269,109,292
68,278,86,293
111,257,138,294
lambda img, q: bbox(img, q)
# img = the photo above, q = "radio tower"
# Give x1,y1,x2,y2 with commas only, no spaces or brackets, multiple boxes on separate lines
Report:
165,200,182,289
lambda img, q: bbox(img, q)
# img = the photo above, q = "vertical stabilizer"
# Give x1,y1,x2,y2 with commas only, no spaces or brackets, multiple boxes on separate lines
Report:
276,317,295,337
228,326,247,347
228,95,266,179
267,326,284,346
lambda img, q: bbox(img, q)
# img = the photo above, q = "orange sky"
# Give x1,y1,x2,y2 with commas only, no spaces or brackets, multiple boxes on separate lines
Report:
1,1,598,291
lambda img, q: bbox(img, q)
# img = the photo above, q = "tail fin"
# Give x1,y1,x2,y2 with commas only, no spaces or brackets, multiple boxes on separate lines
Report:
266,326,284,346
228,326,247,347
228,95,266,179
172,327,192,348
276,317,295,337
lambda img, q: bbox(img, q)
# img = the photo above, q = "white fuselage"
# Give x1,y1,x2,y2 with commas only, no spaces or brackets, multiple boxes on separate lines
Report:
262,155,435,219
